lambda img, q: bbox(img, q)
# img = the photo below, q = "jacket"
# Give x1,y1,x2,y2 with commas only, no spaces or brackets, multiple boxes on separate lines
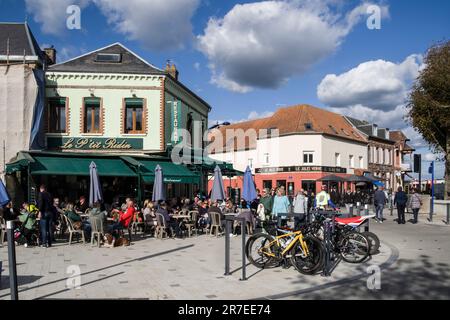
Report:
374,190,387,206
272,195,290,216
409,193,422,209
37,191,53,214
343,192,354,204
394,191,408,206
293,194,308,214
259,195,274,215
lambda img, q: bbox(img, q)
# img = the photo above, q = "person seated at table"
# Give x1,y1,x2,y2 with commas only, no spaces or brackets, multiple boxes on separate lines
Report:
65,203,91,240
74,196,89,214
156,202,181,237
197,201,210,230
208,201,225,227
64,203,82,222
143,201,157,228
223,200,236,214
108,199,135,237
181,198,191,212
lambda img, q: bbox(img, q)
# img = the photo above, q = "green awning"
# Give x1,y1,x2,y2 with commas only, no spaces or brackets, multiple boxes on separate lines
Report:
30,156,137,177
137,159,200,184
5,152,35,174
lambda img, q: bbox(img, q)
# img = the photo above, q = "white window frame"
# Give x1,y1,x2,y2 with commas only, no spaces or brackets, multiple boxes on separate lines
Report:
303,151,314,164
349,155,354,168
335,153,341,167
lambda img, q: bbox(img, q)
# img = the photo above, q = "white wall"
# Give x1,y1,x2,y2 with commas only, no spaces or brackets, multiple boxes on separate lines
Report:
209,133,368,173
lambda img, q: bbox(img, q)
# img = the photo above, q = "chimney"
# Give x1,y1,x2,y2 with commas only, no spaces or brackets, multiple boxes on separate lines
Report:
44,46,57,65
165,60,179,81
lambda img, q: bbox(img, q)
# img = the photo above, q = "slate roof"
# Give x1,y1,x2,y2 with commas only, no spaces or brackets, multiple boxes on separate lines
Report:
0,22,45,62
346,116,393,141
48,43,165,75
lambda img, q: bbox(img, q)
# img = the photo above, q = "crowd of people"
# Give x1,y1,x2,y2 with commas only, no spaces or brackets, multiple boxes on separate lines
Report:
0,182,424,247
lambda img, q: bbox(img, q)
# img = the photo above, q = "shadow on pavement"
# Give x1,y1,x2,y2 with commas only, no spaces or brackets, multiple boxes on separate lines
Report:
0,244,194,299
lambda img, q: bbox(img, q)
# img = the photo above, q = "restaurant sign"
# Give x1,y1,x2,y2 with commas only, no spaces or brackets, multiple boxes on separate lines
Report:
47,137,144,150
255,166,347,174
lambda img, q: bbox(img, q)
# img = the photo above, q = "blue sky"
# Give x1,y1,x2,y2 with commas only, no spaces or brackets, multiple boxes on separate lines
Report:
1,0,448,179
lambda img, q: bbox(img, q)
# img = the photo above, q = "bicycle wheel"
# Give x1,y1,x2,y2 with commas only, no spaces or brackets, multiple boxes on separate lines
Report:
246,233,280,268
362,231,380,255
289,235,325,275
339,232,369,263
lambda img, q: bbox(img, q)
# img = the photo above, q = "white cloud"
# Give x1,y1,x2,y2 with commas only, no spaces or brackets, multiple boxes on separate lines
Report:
26,0,200,51
197,0,388,92
25,0,90,36
93,0,200,51
57,45,88,63
194,62,201,71
318,54,423,110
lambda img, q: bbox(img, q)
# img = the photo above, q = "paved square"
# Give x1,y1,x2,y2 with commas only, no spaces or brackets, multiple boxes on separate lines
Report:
1,213,450,300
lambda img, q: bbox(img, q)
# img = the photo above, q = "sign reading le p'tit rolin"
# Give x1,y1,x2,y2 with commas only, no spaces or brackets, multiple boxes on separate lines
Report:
47,137,144,150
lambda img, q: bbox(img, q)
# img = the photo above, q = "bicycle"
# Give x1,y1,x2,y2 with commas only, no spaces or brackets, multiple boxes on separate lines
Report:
309,210,370,263
246,222,325,275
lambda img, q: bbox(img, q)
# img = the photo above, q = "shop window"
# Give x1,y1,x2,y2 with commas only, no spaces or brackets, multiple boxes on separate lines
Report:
124,98,145,134
48,97,67,133
83,97,101,133
263,180,272,190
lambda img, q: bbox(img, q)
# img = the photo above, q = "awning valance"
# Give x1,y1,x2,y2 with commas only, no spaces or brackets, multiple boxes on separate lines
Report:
29,156,137,177
137,159,200,184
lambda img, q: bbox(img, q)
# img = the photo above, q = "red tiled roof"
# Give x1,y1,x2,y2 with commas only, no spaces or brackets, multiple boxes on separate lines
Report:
210,104,368,152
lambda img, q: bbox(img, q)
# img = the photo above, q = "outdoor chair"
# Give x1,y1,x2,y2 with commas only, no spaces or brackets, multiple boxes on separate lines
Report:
208,212,223,237
155,213,169,239
184,211,199,237
90,217,104,247
62,215,85,245
143,213,156,236
0,217,6,246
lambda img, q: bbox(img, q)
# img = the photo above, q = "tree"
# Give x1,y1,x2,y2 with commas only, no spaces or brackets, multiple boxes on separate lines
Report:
407,40,450,199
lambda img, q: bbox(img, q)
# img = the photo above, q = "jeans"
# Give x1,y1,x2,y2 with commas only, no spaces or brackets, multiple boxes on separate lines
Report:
293,213,306,230
40,213,53,246
397,204,406,223
412,208,419,223
375,205,384,220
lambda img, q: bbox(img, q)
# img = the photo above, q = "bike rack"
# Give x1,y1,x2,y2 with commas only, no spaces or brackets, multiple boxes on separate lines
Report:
224,216,247,281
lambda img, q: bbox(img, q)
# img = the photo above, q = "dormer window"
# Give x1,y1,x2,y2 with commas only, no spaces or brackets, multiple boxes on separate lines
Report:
95,53,122,63
305,123,313,130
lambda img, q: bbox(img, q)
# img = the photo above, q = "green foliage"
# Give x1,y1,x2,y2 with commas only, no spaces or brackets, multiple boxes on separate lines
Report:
407,40,450,153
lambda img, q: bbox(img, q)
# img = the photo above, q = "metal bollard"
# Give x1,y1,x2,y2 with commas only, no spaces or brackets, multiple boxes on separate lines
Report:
7,221,18,300
224,218,231,276
445,203,450,225
364,204,369,216
241,220,247,281
349,204,354,217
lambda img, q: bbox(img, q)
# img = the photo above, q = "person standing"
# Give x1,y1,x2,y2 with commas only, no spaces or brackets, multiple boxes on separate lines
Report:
394,186,408,224
272,188,291,226
374,187,387,223
315,185,336,211
292,189,308,228
37,184,53,247
259,188,274,222
409,188,422,224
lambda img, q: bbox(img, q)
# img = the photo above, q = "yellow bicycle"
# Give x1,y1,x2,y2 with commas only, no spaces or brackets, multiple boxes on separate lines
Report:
246,226,325,275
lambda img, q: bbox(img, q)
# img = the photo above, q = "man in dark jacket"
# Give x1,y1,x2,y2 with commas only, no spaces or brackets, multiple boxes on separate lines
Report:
374,187,387,223
259,188,274,221
37,184,53,247
394,186,408,224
